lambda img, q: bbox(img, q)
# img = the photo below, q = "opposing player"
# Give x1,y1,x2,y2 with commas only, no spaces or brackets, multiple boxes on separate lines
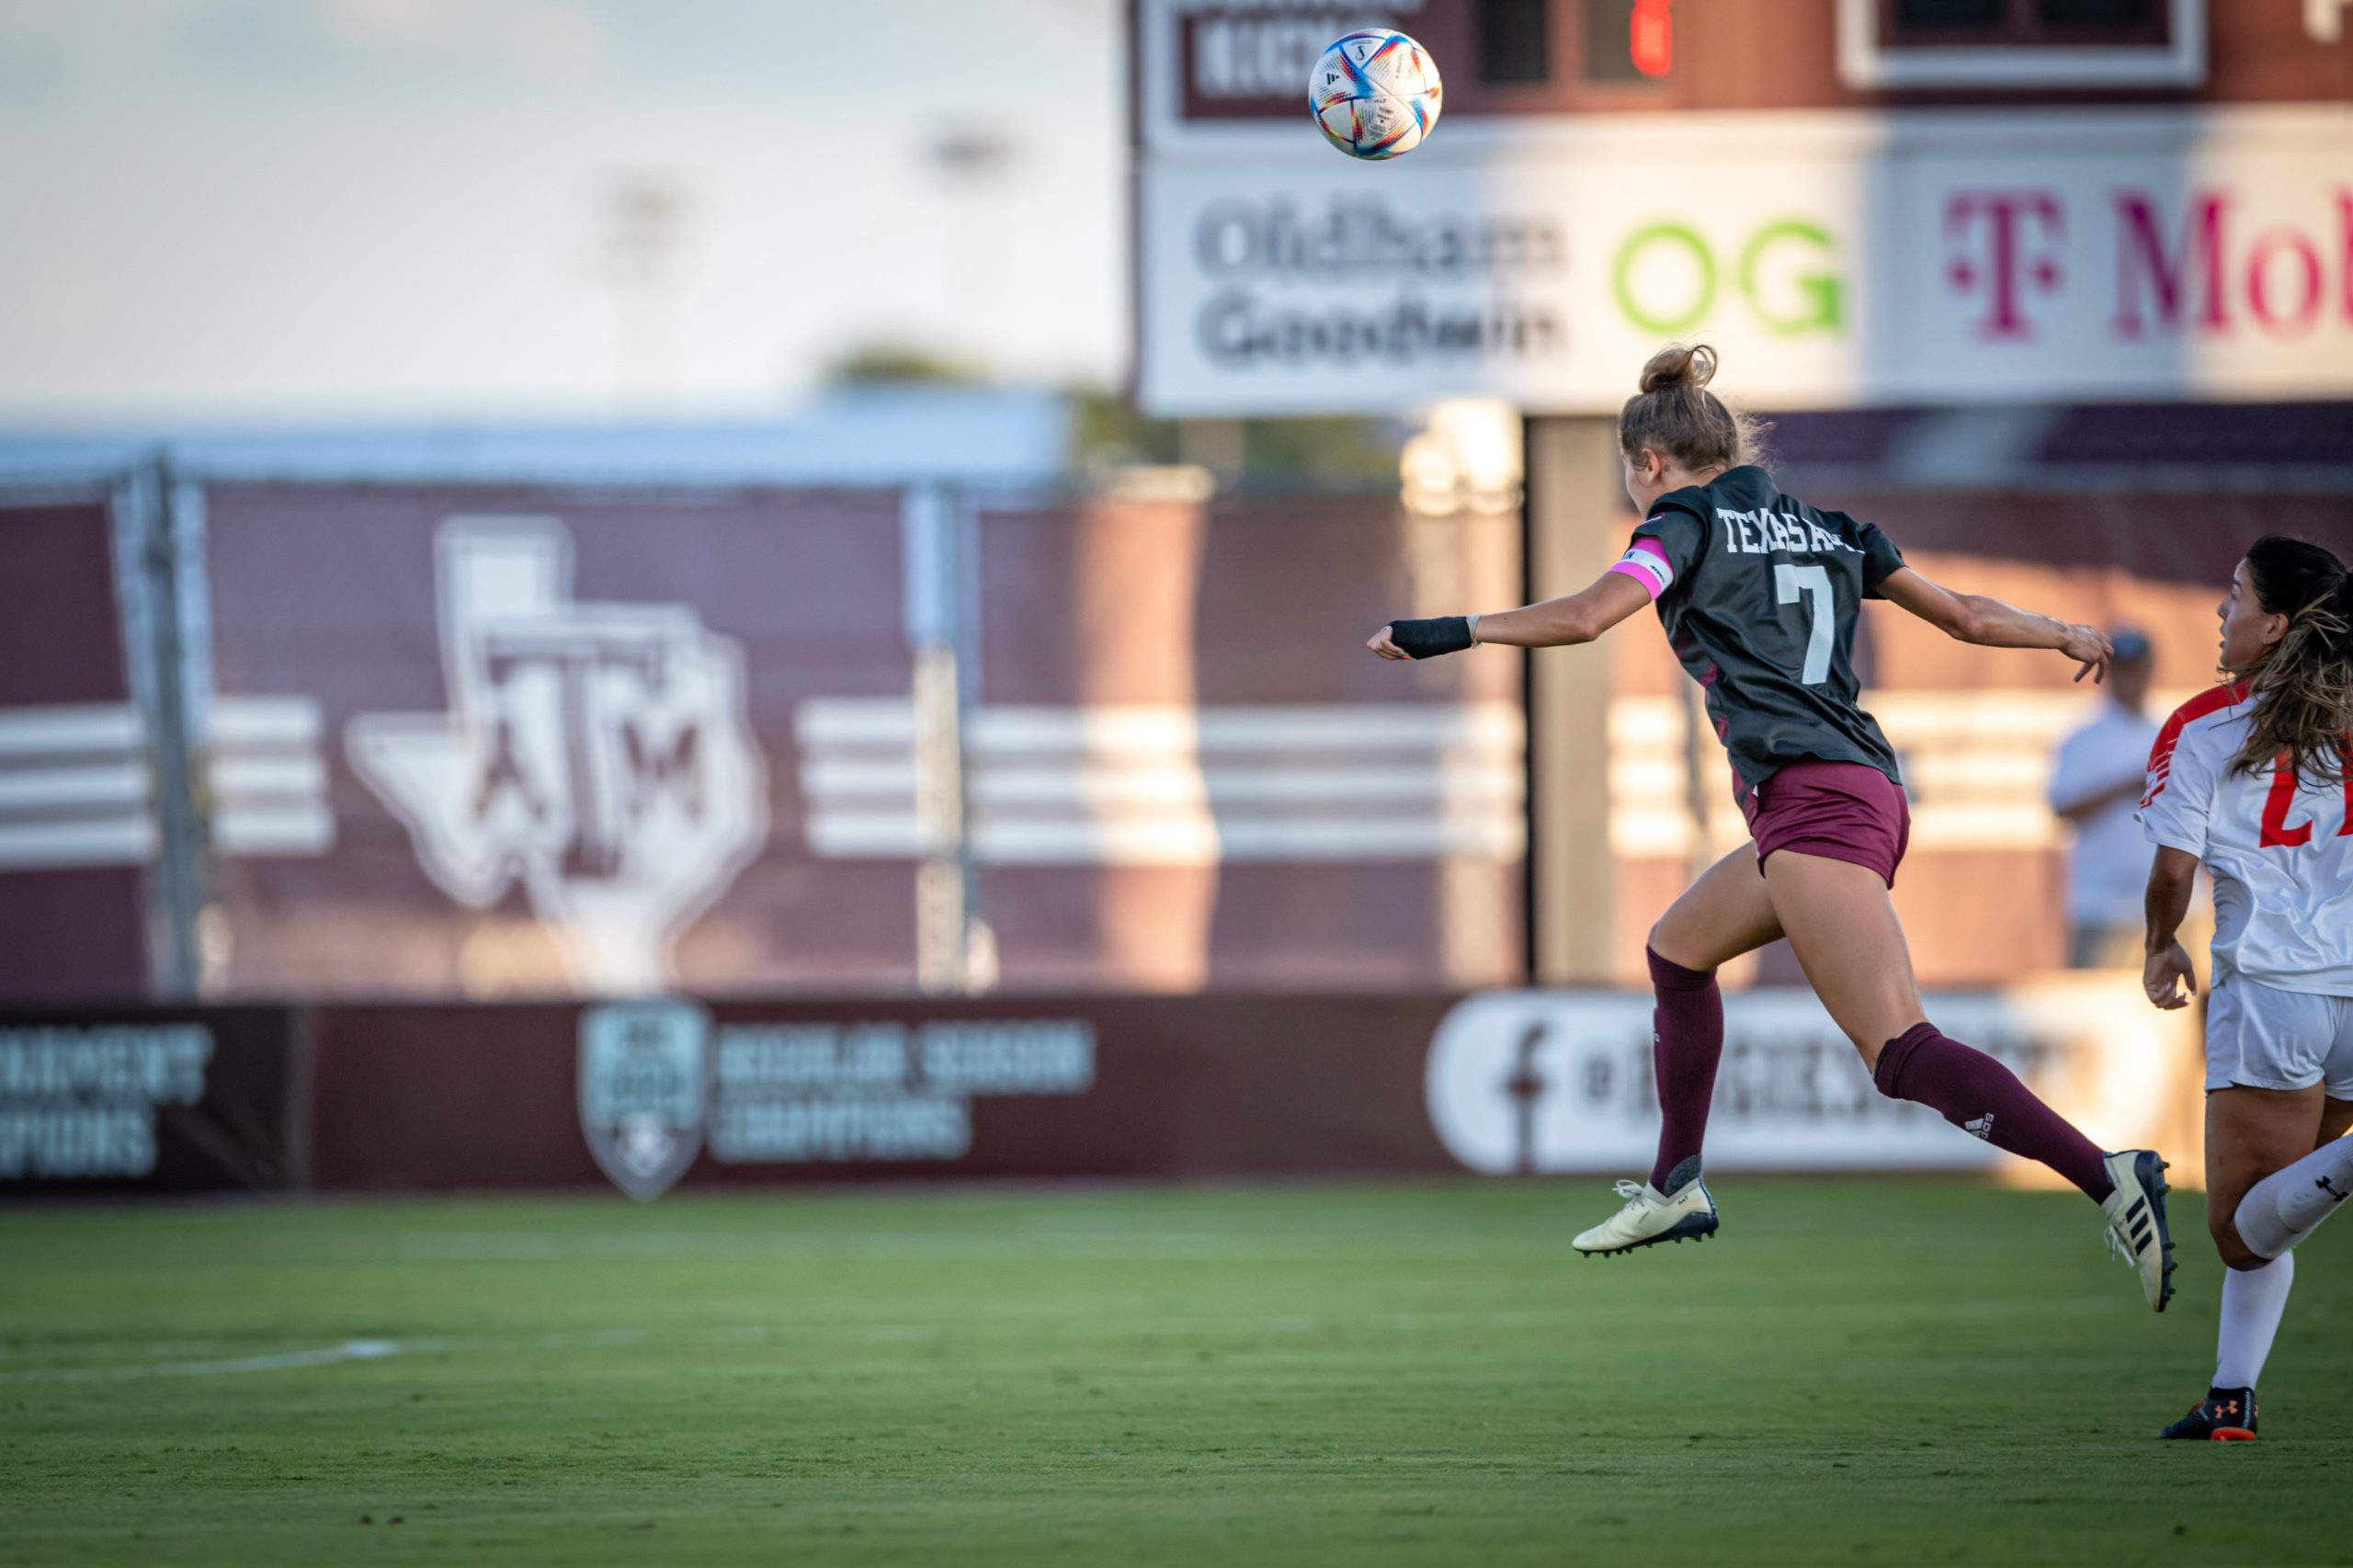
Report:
2141,537,2353,1439
1369,344,2176,1312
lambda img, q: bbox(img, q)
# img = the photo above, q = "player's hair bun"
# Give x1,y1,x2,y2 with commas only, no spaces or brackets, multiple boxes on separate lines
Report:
1639,343,1719,395
1621,344,1758,471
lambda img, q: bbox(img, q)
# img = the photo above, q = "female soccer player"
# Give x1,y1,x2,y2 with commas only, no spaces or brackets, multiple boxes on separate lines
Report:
1369,344,2176,1312
2141,536,2353,1438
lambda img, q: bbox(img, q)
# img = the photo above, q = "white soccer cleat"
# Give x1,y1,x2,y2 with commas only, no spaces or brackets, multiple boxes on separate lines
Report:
1573,1168,1719,1257
2100,1148,2177,1312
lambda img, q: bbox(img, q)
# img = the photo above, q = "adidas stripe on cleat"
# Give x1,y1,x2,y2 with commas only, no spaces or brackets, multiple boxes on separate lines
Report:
2099,1149,2177,1312
1573,1161,1720,1257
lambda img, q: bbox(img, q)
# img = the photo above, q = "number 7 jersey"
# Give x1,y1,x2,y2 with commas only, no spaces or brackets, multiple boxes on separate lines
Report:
2139,680,2353,994
1620,465,1907,805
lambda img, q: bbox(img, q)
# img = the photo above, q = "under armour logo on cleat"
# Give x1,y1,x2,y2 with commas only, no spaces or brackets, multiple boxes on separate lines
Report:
1961,1114,1995,1142
2319,1176,2349,1205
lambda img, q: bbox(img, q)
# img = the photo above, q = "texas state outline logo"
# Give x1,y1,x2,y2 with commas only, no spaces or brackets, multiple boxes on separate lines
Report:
347,517,768,991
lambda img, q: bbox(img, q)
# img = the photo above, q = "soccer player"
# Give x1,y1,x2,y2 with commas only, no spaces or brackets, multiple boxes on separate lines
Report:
1369,344,2176,1312
2140,536,2353,1439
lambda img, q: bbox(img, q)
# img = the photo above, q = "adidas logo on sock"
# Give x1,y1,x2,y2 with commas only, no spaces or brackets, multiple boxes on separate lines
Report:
1961,1114,1995,1142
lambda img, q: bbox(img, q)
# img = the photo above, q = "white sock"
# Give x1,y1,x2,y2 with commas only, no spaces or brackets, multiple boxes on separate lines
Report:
2233,1138,2353,1258
2213,1254,2295,1391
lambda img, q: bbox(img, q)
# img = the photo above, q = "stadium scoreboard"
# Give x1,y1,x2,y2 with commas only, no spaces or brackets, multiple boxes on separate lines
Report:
1132,0,2353,415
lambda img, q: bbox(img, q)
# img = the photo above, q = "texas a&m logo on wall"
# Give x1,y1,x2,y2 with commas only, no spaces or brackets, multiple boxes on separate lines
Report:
348,518,767,991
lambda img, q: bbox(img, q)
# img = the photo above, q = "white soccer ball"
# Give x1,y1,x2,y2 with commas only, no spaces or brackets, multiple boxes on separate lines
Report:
1309,30,1442,161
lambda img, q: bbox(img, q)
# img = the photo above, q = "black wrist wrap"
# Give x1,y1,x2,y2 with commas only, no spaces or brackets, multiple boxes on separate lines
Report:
1388,616,1474,660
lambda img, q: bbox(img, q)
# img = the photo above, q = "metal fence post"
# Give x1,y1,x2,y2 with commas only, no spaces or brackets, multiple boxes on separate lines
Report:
110,456,205,996
902,483,983,994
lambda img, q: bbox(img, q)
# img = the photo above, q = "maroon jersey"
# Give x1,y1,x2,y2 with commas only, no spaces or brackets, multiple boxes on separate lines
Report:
1625,465,1906,802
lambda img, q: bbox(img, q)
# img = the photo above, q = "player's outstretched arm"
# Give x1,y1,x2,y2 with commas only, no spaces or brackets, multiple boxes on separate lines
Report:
1368,571,1650,660
2141,846,2200,1009
1876,566,2114,684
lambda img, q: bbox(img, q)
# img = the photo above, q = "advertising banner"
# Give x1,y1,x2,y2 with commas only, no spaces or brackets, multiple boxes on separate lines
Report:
301,979,2199,1197
1425,980,2199,1179
1140,108,2353,415
195,483,1523,1000
0,1006,301,1196
304,994,1461,1193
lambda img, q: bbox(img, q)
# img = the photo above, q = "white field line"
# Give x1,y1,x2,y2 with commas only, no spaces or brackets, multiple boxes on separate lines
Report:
0,1309,1548,1385
0,1290,2126,1387
0,1338,414,1385
0,1328,644,1386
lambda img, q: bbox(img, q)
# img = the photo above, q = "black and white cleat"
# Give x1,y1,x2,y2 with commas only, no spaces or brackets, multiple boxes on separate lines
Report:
1573,1161,1721,1258
2099,1149,2177,1312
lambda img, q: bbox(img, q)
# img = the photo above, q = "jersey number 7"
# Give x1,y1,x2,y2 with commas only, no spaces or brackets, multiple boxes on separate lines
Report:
1774,563,1835,686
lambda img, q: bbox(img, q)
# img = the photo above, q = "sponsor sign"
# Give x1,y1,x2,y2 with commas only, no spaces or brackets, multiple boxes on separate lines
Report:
574,1002,1097,1198
306,984,2199,1194
1424,983,2190,1174
304,994,1459,1192
0,1008,300,1195
0,1023,210,1181
702,1014,1093,1165
1160,0,1427,126
1139,104,2353,413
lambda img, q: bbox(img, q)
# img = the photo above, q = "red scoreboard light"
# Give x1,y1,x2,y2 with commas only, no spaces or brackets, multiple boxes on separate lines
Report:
1581,0,1672,84
1630,0,1673,79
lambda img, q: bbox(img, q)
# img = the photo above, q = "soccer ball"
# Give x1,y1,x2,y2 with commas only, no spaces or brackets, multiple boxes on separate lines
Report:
1309,30,1442,161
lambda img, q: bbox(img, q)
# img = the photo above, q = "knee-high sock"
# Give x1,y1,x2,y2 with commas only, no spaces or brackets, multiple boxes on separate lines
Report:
2213,1254,2295,1391
1647,946,1722,1194
2233,1137,2353,1259
1872,1023,2114,1201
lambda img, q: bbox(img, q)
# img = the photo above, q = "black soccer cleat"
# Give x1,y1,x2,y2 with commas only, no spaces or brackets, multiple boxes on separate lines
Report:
2159,1387,2257,1441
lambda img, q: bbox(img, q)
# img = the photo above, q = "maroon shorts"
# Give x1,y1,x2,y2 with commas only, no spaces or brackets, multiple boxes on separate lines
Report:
1740,758,1911,888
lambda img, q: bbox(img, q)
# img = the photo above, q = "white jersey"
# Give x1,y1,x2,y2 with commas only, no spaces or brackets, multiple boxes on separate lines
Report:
2051,699,2164,926
2140,682,2353,996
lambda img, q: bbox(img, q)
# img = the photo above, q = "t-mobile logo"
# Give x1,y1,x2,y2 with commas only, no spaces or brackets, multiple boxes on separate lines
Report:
1943,191,2063,342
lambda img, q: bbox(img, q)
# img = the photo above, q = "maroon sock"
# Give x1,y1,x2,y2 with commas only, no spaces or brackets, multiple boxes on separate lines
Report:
1874,1023,2114,1200
1647,946,1722,1194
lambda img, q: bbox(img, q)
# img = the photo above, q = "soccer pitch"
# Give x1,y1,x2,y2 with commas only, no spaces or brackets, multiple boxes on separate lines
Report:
3,1180,2345,1567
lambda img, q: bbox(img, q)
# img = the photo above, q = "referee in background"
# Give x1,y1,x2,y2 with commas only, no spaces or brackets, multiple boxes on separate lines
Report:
2048,627,2159,969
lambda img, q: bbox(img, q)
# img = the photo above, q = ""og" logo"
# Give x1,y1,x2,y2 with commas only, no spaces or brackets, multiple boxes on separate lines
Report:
1611,220,1846,337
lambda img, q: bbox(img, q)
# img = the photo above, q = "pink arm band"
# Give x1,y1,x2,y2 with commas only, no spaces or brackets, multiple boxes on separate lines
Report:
1608,538,1673,602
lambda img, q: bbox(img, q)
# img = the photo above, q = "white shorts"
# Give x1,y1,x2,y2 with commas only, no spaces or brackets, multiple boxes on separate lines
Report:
2205,972,2353,1097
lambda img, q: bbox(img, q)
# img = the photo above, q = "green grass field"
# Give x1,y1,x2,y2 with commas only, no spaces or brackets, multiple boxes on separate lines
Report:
3,1178,2347,1567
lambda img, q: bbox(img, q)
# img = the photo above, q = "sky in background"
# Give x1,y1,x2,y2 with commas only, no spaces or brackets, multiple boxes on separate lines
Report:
0,0,1123,423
